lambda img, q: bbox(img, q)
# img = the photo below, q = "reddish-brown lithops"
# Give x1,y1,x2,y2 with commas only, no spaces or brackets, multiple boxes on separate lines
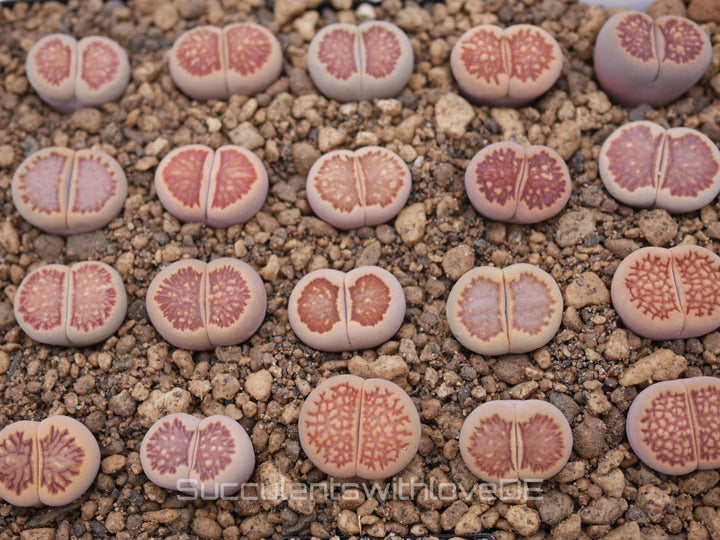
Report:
306,146,412,229
146,258,266,350
447,264,563,355
599,122,720,213
0,416,100,506
611,245,720,340
288,266,405,352
459,400,572,483
169,23,283,101
307,21,414,101
298,375,420,479
12,147,127,235
594,11,711,106
140,413,255,498
627,377,720,475
450,24,562,106
154,145,268,227
26,34,130,112
14,262,127,347
465,142,572,223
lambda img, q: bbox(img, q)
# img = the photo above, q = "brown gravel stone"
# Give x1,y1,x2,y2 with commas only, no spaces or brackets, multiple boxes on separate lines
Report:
435,93,474,138
637,485,675,523
506,505,540,536
579,497,628,525
619,349,687,386
395,203,426,245
71,108,103,133
638,209,678,247
442,244,475,280
537,491,574,526
555,209,595,247
192,517,222,540
688,0,720,22
245,369,273,401
680,470,720,496
573,416,607,459
564,271,610,309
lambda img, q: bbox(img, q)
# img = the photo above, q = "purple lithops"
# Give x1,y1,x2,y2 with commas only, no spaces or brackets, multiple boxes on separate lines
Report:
26,34,130,112
627,377,720,475
288,266,406,352
14,262,127,347
0,416,101,507
298,375,421,480
611,245,720,341
169,23,283,101
307,21,414,102
594,11,712,106
465,142,572,223
12,147,127,236
306,147,412,229
154,145,268,227
447,264,563,356
146,258,266,351
459,400,572,483
599,121,720,213
451,24,563,106
140,413,255,498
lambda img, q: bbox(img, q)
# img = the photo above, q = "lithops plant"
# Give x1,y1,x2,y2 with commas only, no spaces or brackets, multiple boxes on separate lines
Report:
451,24,563,106
14,262,127,347
0,416,100,506
447,264,563,355
611,245,720,340
12,147,127,235
288,266,405,352
298,375,421,479
459,400,572,483
307,21,414,102
627,377,720,475
465,142,572,223
140,413,255,498
169,23,283,101
146,258,266,350
599,121,720,213
594,11,712,106
306,146,412,229
154,145,268,227
26,34,130,112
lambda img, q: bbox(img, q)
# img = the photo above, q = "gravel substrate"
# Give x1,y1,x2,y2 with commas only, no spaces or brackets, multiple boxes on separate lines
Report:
1,0,720,538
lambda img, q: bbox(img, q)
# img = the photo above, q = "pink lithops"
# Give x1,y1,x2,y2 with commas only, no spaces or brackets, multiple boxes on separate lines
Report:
140,413,255,498
450,24,563,106
465,142,572,223
459,400,572,483
594,11,712,106
306,146,412,229
298,375,421,479
627,377,720,475
447,264,563,356
146,258,266,351
611,245,720,340
169,23,283,101
288,266,405,352
14,262,127,347
12,147,127,235
307,21,414,102
599,122,720,213
0,416,100,507
26,34,130,112
154,145,268,227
